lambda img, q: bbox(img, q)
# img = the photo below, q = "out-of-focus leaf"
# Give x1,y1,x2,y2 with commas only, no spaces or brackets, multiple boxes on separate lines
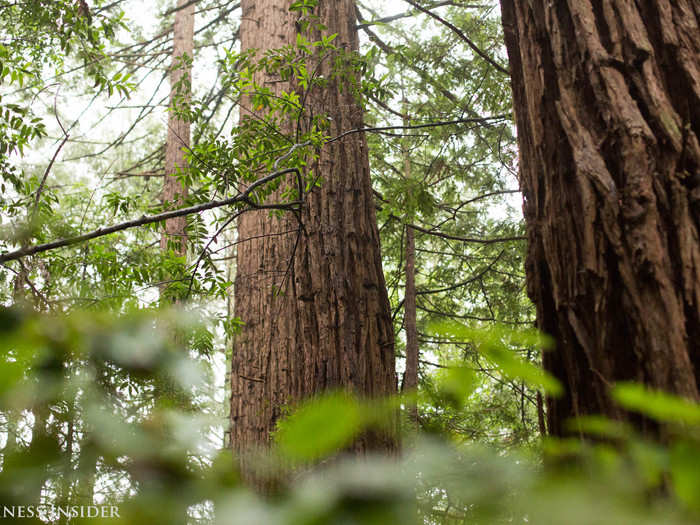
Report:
612,383,700,426
274,392,364,461
433,365,477,409
430,320,562,396
565,415,631,440
670,440,700,514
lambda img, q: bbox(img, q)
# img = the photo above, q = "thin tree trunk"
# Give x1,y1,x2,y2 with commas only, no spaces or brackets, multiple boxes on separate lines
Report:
26,408,47,505
58,416,75,525
500,0,700,435
401,107,419,420
161,0,195,262
74,417,98,506
402,225,419,420
231,0,397,466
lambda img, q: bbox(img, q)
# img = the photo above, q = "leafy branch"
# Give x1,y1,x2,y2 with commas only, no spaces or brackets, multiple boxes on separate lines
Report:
0,167,302,263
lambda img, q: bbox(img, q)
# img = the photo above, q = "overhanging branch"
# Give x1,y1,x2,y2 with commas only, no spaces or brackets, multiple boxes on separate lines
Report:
0,168,301,264
1,117,508,264
326,115,509,144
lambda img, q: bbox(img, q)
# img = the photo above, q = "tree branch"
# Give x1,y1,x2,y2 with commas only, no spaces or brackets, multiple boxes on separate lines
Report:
0,168,301,264
410,223,525,244
401,0,510,75
31,90,70,223
326,116,509,144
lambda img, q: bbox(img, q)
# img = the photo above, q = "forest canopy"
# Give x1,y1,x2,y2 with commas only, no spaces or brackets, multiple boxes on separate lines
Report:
1,0,699,523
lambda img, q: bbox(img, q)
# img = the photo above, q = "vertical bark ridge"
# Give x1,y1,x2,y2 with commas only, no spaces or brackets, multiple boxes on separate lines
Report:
501,0,700,435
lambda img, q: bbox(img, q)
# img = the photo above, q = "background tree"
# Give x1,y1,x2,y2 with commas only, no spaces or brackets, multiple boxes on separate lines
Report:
229,0,397,464
361,1,537,443
160,0,196,295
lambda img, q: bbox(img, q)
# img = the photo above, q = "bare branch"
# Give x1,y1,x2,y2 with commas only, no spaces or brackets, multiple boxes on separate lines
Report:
31,90,70,223
326,116,509,144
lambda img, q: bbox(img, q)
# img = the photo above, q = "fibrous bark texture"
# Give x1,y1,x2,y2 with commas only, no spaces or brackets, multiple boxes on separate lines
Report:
230,0,396,459
161,0,194,258
501,0,700,435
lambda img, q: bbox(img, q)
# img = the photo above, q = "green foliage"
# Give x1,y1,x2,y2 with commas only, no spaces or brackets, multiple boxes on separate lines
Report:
1,308,699,524
612,383,700,426
0,0,130,160
274,392,365,462
430,321,561,396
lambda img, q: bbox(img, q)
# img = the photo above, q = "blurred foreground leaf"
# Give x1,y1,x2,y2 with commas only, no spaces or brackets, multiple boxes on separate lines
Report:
612,383,700,426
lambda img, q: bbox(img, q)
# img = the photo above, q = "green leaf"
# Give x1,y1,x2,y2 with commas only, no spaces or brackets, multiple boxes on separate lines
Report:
612,383,700,426
670,440,700,514
565,415,631,440
429,320,562,396
434,365,477,409
274,391,364,461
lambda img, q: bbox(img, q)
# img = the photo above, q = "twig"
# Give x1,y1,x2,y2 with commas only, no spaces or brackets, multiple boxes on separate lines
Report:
409,223,525,244
31,89,70,222
185,211,241,299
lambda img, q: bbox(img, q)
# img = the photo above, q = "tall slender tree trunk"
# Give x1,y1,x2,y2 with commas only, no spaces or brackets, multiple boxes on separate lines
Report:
230,0,396,463
57,416,75,525
500,0,700,435
402,225,418,417
74,444,97,506
401,107,419,420
161,0,195,262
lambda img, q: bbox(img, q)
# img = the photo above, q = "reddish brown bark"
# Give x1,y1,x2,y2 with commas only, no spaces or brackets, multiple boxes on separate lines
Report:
501,0,700,435
161,0,194,259
230,0,397,462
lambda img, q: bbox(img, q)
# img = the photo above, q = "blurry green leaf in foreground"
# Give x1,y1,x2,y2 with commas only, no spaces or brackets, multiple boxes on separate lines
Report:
0,306,221,522
670,440,700,514
431,365,477,410
274,392,364,461
429,320,562,396
612,382,700,426
1,308,700,524
565,415,632,440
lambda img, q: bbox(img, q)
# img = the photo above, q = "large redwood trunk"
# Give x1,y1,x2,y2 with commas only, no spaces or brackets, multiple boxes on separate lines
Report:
500,0,700,435
230,0,396,460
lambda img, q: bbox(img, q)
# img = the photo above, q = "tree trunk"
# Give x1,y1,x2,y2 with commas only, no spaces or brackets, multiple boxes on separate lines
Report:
400,110,418,420
74,418,98,506
500,0,700,435
161,0,194,261
230,0,397,463
402,224,419,421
